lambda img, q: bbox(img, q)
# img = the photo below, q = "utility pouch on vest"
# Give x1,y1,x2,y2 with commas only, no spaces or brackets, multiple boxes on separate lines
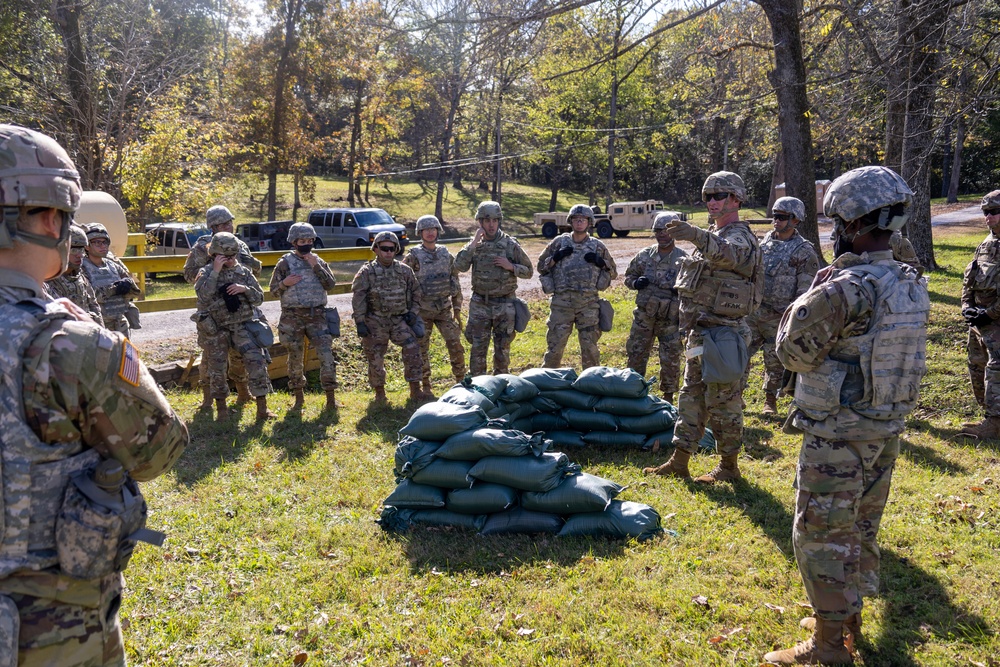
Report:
192,311,219,335
711,276,754,318
513,297,531,333
245,319,274,349
0,595,17,667
598,298,614,332
324,307,341,337
540,274,554,295
56,460,164,579
793,357,856,420
124,303,142,330
674,255,704,296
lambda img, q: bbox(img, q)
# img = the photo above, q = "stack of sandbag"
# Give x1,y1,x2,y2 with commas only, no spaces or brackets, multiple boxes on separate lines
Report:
377,389,663,541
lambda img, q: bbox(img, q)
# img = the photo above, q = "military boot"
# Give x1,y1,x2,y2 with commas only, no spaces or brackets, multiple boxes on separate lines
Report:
235,383,252,404
763,392,778,415
959,416,1000,440
255,396,277,421
291,390,305,411
694,454,742,484
325,389,340,411
200,384,213,411
215,398,229,422
373,387,388,404
800,613,862,653
663,392,675,406
763,618,853,665
421,381,436,400
409,381,425,403
642,449,691,479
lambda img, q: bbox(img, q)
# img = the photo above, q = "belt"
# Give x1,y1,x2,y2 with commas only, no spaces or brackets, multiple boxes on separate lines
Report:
285,306,326,316
472,292,514,304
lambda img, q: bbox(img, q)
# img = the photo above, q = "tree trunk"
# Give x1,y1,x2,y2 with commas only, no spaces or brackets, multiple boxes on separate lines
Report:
347,79,364,206
267,0,304,222
948,114,965,203
767,148,784,214
435,98,458,222
605,75,619,210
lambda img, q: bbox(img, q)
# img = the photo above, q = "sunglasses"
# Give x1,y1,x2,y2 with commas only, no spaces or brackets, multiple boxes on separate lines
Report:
89,239,110,247
985,208,1000,217
703,192,730,202
772,213,793,221
377,245,396,252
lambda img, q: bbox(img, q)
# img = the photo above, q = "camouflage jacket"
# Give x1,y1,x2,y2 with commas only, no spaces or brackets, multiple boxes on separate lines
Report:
758,230,820,313
351,259,422,321
454,230,532,298
184,234,261,284
45,269,103,326
82,253,139,321
962,232,1000,316
195,262,263,327
269,252,336,308
537,233,617,296
403,244,462,311
624,245,687,310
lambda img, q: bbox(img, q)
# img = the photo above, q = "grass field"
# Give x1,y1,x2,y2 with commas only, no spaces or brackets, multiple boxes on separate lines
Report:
122,222,1000,666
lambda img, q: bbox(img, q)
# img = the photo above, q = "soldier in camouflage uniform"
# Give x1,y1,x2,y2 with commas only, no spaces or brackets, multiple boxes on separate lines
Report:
624,211,688,404
746,196,819,415
959,190,1000,440
194,232,275,421
403,215,465,396
269,222,339,411
352,231,426,403
834,226,923,277
82,223,140,337
537,204,617,369
454,201,533,375
44,223,103,326
643,171,762,484
184,205,261,408
0,124,188,667
764,166,928,665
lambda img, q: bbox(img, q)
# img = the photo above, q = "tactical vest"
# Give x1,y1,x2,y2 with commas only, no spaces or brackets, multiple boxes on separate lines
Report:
760,231,811,312
675,223,762,320
83,256,130,320
633,245,685,310
46,271,95,314
548,235,611,294
409,246,455,304
968,235,1000,309
793,263,928,424
0,300,102,576
469,232,520,298
200,265,256,327
279,254,329,309
366,261,411,316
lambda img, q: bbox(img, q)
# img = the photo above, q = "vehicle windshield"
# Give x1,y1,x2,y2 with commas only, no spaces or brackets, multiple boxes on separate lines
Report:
355,210,394,227
186,227,211,245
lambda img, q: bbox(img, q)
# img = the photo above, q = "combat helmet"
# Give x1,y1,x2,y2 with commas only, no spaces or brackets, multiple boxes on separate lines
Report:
415,215,443,233
287,222,317,242
206,205,235,229
981,190,1000,213
69,224,88,249
772,196,806,223
568,204,595,223
85,223,111,243
371,230,400,252
823,166,912,233
209,231,240,256
475,201,502,221
652,211,681,230
702,171,746,203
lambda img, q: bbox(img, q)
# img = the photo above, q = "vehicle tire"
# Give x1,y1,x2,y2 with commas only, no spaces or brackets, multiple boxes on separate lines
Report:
271,236,291,251
596,220,613,239
614,230,630,237
356,239,368,247
541,221,558,239
313,238,324,249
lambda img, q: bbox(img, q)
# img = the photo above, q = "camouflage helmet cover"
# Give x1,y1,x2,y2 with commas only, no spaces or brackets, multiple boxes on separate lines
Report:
651,211,682,230
209,231,240,256
371,230,399,251
287,222,317,242
0,124,81,214
415,214,443,232
69,224,88,248
84,222,111,242
823,166,912,231
981,190,1000,212
702,171,747,203
772,196,806,222
568,204,594,222
475,200,502,220
206,205,235,228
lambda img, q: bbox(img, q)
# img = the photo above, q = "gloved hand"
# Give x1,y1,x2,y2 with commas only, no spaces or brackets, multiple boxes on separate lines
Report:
971,308,994,329
584,252,607,269
665,219,698,241
962,306,979,324
410,315,426,338
113,279,135,296
403,312,416,326
551,245,574,263
218,284,241,313
356,321,370,338
633,276,650,290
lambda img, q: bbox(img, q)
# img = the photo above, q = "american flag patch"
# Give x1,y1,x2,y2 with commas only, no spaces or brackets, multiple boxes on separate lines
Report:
118,340,141,386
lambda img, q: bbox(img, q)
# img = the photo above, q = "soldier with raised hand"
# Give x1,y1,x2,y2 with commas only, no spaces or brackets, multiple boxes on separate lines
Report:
403,214,465,397
454,200,533,375
764,166,928,665
270,222,339,411
44,223,103,325
0,124,188,667
624,211,688,405
184,205,260,409
642,171,762,484
82,222,141,337
746,196,819,415
959,189,1000,440
536,204,617,369
352,231,425,404
194,232,275,421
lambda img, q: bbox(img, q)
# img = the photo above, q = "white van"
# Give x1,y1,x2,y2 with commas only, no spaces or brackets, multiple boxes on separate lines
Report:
305,208,408,251
146,222,211,255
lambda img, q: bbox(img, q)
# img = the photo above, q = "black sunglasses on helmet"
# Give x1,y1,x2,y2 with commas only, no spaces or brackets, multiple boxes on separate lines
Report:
703,192,730,202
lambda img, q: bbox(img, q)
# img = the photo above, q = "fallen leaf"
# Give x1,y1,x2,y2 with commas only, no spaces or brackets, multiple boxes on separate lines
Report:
292,652,308,665
970,486,985,493
516,627,535,636
764,603,785,614
692,595,710,608
663,513,677,521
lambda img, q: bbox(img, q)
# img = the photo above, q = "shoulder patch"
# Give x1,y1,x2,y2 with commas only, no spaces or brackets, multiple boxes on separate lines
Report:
118,339,141,386
794,305,810,321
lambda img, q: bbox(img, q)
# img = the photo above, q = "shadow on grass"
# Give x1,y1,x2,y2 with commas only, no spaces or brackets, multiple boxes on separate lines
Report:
356,400,414,443
694,479,794,556
743,425,784,460
927,290,962,308
897,435,968,474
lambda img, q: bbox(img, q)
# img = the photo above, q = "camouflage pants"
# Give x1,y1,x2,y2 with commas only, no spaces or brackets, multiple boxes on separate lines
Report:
671,325,750,457
278,308,337,391
967,322,1000,416
418,303,466,384
202,324,272,399
2,572,124,666
465,296,516,376
793,433,898,621
361,313,422,388
626,304,682,394
197,321,249,392
543,298,601,369
745,308,785,395
102,314,130,341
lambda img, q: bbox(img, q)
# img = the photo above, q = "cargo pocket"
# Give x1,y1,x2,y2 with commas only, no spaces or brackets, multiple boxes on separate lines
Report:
56,480,121,580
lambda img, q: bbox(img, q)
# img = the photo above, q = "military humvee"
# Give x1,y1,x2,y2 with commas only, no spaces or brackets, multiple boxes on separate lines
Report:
536,200,682,239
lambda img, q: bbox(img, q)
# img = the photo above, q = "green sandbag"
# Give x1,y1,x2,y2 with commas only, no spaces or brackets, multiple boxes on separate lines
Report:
411,459,475,488
642,428,717,452
468,452,581,493
539,389,600,410
400,402,488,440
530,412,570,432
440,386,496,412
437,428,548,460
562,408,619,432
377,507,486,532
509,418,533,433
572,366,652,398
394,436,442,478
581,431,647,447
519,367,579,391
446,483,519,515
480,508,564,535
497,374,541,402
467,374,509,402
529,395,561,413
543,430,587,449
504,401,536,422
522,473,625,514
617,408,678,435
595,394,673,416
486,402,510,419
557,500,663,541
383,479,446,509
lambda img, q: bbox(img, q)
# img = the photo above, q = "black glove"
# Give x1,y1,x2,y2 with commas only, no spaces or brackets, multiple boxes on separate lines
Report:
356,321,370,338
551,246,574,263
410,315,426,338
971,308,994,329
403,312,417,326
113,279,135,296
963,306,979,324
633,276,650,290
218,284,242,313
584,252,607,269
